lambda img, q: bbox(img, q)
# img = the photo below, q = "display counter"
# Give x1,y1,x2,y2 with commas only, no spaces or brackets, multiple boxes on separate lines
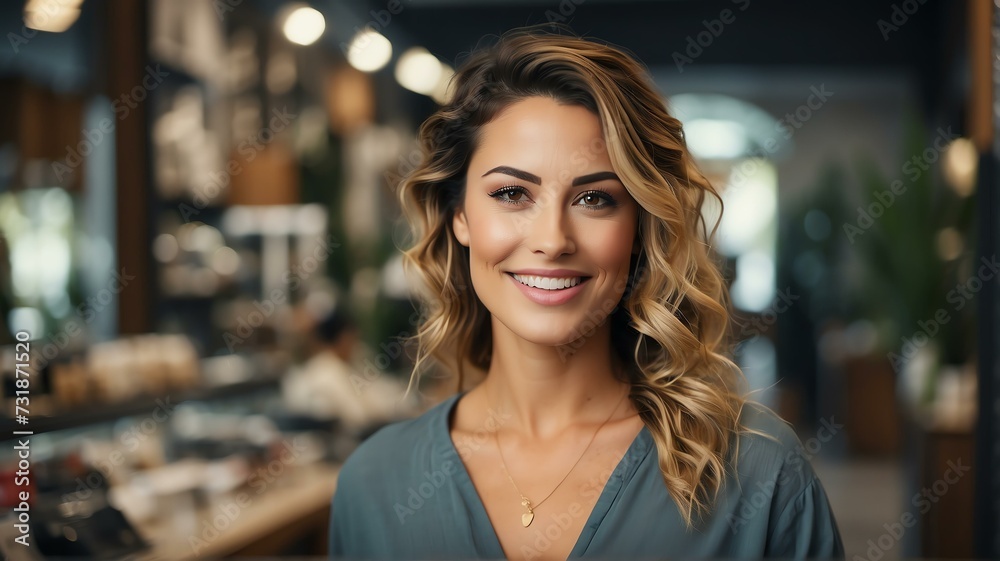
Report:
135,462,339,560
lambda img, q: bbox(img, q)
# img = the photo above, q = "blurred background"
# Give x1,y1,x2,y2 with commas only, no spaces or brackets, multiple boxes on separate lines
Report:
0,0,995,559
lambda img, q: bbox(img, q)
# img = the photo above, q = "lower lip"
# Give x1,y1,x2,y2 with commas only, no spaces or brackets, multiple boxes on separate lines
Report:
507,274,589,306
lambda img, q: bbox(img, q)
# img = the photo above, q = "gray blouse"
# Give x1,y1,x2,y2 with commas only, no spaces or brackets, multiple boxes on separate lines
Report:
328,391,845,560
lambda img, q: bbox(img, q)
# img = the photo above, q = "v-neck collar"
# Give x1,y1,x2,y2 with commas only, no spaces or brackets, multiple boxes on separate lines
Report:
435,390,653,559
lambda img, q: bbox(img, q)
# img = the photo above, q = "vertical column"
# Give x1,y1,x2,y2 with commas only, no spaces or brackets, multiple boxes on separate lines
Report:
974,0,998,558
107,0,150,334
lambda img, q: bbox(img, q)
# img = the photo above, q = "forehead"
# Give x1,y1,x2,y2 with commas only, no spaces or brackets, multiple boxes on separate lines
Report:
471,97,610,169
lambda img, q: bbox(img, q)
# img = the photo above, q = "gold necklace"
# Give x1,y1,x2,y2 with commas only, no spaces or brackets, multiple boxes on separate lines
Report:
487,383,628,528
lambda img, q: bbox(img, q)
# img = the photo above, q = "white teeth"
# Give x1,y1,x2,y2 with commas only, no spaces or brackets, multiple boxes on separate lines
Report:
512,274,582,290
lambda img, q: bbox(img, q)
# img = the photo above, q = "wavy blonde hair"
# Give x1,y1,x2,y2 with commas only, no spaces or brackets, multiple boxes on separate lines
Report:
395,26,753,528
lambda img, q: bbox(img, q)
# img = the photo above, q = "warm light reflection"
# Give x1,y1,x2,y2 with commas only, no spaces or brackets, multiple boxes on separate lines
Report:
431,64,455,105
153,234,179,263
395,47,442,95
212,247,240,276
347,29,392,72
175,222,200,252
24,0,84,33
282,5,325,46
189,224,224,253
942,137,977,197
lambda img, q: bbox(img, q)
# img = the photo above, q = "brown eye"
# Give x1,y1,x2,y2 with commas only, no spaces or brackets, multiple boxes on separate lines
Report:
575,191,615,209
489,186,531,206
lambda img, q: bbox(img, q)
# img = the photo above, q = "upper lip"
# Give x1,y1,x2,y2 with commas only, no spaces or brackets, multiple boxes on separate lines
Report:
508,268,590,278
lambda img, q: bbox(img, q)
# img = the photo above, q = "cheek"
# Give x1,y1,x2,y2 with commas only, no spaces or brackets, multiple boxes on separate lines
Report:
466,213,521,266
590,221,638,272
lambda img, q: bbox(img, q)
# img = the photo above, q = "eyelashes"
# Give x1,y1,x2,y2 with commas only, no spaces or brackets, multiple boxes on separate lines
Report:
487,185,530,205
487,185,619,210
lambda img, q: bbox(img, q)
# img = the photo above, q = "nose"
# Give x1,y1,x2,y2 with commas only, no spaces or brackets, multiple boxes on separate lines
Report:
526,194,576,257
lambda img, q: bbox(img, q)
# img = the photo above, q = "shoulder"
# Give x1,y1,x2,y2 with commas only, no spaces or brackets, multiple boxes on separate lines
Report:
334,394,454,492
329,397,454,557
735,400,803,454
727,403,846,558
730,401,824,491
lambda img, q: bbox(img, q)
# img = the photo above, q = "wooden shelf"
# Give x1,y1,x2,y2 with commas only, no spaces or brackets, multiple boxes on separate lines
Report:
0,376,281,438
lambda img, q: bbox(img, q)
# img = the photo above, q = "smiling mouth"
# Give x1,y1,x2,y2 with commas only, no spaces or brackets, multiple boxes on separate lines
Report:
509,273,589,290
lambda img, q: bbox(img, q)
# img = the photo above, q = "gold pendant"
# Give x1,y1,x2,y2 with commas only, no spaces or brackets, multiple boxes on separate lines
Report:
521,511,534,527
520,497,534,527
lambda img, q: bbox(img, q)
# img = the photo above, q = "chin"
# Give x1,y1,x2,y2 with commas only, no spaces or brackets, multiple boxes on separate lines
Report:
499,315,599,349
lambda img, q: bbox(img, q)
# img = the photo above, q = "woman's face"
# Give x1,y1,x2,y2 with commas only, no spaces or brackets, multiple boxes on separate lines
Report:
453,96,639,348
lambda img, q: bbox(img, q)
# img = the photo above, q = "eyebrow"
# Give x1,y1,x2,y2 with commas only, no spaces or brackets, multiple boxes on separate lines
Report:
571,171,621,187
481,166,541,184
481,166,621,187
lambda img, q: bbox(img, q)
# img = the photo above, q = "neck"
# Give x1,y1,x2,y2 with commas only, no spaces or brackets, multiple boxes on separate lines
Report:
482,317,632,440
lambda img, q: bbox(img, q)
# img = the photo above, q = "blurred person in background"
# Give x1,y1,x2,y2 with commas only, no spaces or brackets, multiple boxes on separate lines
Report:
329,25,844,560
283,306,410,436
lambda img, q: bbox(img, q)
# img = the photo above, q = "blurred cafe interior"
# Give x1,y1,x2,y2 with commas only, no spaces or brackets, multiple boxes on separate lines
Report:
0,0,997,559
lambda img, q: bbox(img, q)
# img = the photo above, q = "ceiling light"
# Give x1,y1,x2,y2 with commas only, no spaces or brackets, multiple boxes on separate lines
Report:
347,29,392,72
395,47,442,95
24,0,84,33
282,5,325,46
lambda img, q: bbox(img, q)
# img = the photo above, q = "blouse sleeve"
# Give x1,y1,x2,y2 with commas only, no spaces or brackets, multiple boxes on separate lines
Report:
765,476,845,559
327,467,353,559
328,450,372,560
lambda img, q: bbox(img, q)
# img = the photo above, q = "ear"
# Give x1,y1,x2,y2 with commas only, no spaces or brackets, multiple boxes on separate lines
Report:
453,206,470,247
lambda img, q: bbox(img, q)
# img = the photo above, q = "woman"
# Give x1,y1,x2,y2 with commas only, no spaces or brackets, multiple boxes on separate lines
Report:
329,26,844,560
